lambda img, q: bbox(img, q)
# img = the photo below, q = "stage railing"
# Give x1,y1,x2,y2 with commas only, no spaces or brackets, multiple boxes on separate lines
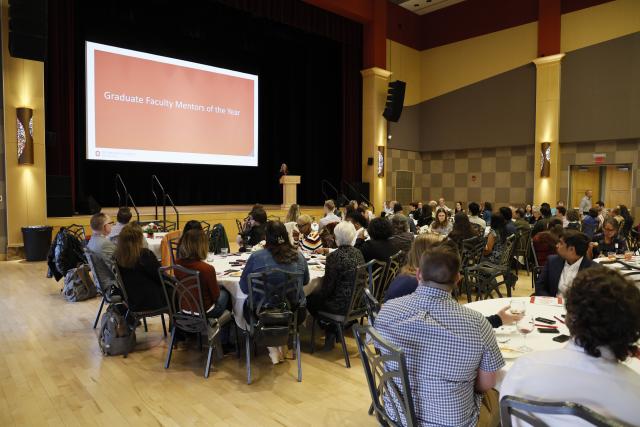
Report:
341,180,374,213
151,175,180,231
321,179,340,204
115,174,140,222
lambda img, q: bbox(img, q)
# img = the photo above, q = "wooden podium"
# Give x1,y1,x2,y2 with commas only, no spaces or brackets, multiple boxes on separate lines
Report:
279,175,300,209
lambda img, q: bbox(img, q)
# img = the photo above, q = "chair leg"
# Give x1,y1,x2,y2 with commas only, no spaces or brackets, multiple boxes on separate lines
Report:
336,324,350,368
165,325,177,369
296,331,302,382
310,318,316,354
160,314,167,337
235,325,241,359
204,344,214,379
93,296,105,329
143,317,148,332
245,333,252,385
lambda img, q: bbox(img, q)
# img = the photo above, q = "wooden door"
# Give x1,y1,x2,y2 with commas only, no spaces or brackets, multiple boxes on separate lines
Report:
604,165,631,208
570,166,600,209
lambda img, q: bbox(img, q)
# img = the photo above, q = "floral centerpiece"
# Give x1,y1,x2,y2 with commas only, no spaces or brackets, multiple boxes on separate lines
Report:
143,222,159,237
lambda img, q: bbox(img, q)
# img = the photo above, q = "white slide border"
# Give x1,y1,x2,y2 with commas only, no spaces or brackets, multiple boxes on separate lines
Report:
85,41,259,167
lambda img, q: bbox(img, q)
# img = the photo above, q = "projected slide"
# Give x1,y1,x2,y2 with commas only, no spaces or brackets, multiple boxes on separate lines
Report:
86,41,258,166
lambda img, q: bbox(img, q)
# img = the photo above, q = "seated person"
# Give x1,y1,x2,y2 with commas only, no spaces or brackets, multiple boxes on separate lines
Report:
513,208,531,234
345,210,369,242
619,204,634,238
389,214,414,257
468,202,487,229
306,222,365,349
237,206,267,250
555,205,569,228
535,230,596,297
293,214,323,252
108,207,133,241
499,206,517,237
532,218,563,266
391,203,417,234
581,207,599,238
87,212,116,287
114,223,166,311
239,221,308,364
592,217,628,258
376,245,504,427
447,212,477,254
318,199,341,230
482,213,508,264
176,229,230,320
355,217,397,263
502,268,640,426
565,209,581,230
416,204,433,228
176,219,204,258
531,204,552,237
429,208,452,237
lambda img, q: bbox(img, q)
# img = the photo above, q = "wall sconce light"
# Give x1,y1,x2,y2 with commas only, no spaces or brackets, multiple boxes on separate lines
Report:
540,142,551,177
16,107,34,164
377,146,384,178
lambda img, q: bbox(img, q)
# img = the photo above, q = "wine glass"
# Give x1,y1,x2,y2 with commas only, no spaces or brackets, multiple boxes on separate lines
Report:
510,299,526,316
516,315,534,352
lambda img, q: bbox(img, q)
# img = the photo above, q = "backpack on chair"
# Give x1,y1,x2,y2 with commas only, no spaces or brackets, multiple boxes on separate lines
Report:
98,303,137,357
62,264,97,302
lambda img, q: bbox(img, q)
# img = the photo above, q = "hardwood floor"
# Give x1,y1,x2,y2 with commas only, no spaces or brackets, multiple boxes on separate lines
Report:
0,260,534,426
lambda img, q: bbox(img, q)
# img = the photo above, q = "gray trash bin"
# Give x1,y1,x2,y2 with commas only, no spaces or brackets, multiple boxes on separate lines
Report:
21,225,53,261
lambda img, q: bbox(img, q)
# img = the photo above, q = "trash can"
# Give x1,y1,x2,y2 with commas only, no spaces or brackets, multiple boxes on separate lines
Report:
21,225,53,261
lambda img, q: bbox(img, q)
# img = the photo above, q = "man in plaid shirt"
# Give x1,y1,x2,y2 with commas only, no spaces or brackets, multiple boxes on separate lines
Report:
375,244,504,426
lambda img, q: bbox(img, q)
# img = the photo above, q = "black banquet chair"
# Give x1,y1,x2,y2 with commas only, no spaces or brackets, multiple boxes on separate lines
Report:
84,247,121,328
500,395,633,427
310,260,370,368
158,265,232,378
353,325,417,427
242,269,305,384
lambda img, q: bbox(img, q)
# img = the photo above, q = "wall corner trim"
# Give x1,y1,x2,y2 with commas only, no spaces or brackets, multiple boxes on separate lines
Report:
533,53,566,66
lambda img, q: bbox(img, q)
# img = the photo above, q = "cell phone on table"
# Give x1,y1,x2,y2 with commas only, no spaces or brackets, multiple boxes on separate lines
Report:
535,317,556,324
553,334,570,343
538,327,559,334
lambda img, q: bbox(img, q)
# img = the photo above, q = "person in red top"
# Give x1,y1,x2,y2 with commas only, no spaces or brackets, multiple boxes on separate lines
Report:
532,218,563,266
176,229,229,319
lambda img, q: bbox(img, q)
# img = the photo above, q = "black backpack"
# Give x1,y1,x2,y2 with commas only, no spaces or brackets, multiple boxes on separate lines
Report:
98,303,136,357
208,223,230,254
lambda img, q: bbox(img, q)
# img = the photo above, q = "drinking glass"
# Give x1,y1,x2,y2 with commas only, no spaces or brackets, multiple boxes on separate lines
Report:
206,252,216,262
509,299,526,316
221,247,229,256
607,251,616,260
624,251,633,261
516,315,534,352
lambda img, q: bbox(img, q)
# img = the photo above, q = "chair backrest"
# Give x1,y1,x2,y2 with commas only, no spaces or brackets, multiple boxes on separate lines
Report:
236,218,245,235
461,235,485,269
246,269,305,333
367,259,388,302
84,247,113,294
198,220,211,235
66,224,87,246
500,395,632,427
363,288,380,325
496,234,518,268
353,325,417,427
168,238,179,265
342,261,373,321
381,251,403,299
529,235,541,269
160,230,182,267
111,263,131,303
470,222,483,237
515,228,532,255
157,265,208,334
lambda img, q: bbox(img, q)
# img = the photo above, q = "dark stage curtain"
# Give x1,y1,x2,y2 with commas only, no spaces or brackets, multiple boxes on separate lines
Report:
45,0,362,212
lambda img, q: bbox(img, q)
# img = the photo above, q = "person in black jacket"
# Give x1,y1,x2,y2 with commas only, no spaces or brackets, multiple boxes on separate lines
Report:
355,217,397,263
114,223,167,311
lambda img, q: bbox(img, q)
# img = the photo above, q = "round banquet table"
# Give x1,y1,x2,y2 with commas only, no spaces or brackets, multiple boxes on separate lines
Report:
145,232,168,259
206,251,325,330
466,297,640,389
593,256,640,284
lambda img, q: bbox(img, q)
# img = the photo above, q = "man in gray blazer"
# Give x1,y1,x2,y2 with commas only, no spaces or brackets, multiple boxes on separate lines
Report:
87,212,116,288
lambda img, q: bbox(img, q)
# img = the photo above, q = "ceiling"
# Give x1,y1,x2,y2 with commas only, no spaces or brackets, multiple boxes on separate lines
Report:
389,0,466,15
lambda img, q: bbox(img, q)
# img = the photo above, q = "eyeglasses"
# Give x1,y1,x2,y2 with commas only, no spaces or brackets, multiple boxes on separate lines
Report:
604,227,616,232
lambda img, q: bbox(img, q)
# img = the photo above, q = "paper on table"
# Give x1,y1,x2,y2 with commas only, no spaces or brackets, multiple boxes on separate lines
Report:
530,296,563,306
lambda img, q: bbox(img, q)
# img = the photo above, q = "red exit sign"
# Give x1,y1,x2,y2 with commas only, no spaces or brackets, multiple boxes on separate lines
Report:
593,153,606,164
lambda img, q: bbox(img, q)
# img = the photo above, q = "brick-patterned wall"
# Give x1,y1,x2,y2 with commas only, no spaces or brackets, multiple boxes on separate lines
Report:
559,139,640,219
387,146,535,207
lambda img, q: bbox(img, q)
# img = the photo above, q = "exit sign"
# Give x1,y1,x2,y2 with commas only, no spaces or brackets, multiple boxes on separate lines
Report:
593,153,606,164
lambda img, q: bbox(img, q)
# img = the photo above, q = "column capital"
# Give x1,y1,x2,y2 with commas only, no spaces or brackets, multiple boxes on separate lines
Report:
361,67,392,79
533,53,565,67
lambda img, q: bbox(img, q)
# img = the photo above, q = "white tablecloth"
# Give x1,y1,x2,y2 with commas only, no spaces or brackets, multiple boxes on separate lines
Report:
466,297,640,389
207,251,325,329
145,232,168,259
593,256,640,284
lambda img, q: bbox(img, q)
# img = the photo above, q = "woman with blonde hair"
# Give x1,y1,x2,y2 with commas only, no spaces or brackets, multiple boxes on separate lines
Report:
114,223,166,311
285,204,301,223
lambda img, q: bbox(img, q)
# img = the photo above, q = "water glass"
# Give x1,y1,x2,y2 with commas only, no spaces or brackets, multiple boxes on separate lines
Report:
516,315,534,352
509,299,526,316
221,247,229,256
206,252,216,262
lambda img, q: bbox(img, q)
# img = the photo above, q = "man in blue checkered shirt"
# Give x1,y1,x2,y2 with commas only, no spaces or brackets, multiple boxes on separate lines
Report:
375,244,504,426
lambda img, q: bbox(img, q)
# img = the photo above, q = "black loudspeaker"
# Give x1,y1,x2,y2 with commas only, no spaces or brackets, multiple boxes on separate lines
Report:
344,182,370,203
9,0,47,61
382,80,406,122
47,175,73,217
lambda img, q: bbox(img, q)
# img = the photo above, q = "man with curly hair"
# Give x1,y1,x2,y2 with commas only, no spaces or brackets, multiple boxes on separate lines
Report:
501,268,640,425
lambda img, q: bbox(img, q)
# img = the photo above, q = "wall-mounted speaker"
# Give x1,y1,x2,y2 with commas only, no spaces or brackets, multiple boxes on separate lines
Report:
367,157,373,166
383,80,406,122
9,0,47,61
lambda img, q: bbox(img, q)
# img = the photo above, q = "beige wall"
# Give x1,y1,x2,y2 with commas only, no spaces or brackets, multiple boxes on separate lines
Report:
1,0,47,250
